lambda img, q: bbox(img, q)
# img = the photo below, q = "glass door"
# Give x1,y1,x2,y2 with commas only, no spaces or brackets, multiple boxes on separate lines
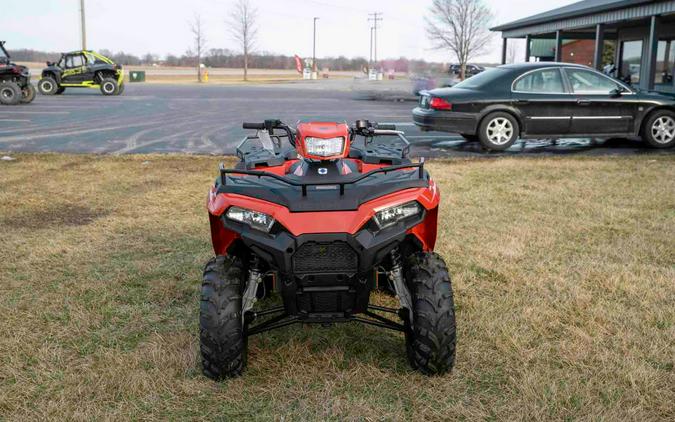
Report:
655,40,675,93
619,40,643,86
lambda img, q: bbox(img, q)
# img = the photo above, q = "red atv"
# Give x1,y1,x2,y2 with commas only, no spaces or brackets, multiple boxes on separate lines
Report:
201,119,456,379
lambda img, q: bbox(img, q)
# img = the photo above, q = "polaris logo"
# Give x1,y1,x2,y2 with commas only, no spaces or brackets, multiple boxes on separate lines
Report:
318,168,327,175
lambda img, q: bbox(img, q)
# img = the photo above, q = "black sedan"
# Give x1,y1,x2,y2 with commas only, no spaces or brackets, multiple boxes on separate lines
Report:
413,62,675,151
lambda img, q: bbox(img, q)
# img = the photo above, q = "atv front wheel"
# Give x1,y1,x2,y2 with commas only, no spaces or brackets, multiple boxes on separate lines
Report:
37,77,58,95
0,82,22,105
100,78,118,96
21,84,36,104
404,252,456,375
200,255,248,380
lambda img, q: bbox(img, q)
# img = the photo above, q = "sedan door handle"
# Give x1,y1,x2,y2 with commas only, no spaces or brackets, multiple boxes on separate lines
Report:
577,99,591,106
514,99,529,105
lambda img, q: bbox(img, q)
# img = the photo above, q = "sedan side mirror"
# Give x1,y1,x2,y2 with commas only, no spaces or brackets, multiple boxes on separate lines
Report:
609,87,623,98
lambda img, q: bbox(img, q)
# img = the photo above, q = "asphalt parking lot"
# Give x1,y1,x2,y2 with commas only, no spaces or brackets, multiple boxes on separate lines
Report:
0,82,672,157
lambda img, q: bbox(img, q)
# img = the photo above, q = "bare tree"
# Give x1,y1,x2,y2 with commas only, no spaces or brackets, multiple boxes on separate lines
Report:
190,14,207,82
228,0,257,81
425,0,493,80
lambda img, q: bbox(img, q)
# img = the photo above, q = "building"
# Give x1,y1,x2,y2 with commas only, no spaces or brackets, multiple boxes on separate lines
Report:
530,39,598,65
491,0,675,93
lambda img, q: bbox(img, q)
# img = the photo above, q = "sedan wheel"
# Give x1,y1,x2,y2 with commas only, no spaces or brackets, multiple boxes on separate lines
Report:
651,116,675,144
478,112,519,151
643,110,675,148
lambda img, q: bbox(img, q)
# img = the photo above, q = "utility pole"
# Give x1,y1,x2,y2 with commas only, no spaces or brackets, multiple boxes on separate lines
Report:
80,0,87,50
368,12,382,65
312,17,319,73
369,26,373,65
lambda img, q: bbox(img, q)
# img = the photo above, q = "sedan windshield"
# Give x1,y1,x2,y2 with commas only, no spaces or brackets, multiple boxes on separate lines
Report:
452,68,506,89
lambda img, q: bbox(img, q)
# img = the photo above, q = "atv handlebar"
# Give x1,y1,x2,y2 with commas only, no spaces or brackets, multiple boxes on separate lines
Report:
242,119,401,149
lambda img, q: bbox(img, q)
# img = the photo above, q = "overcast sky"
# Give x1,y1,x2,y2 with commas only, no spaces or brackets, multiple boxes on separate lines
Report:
2,0,576,63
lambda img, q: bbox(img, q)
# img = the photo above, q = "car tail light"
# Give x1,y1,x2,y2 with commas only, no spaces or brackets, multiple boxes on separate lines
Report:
429,97,452,110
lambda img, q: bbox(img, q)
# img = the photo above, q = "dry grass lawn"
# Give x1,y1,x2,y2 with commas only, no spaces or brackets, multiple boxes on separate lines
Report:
0,153,673,420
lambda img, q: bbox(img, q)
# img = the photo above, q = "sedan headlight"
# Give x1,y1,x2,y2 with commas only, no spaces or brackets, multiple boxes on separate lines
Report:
373,201,422,230
304,136,344,157
226,206,275,233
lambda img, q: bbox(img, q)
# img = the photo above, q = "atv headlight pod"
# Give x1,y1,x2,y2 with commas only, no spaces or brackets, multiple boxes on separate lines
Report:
373,201,422,230
226,206,275,233
304,136,344,157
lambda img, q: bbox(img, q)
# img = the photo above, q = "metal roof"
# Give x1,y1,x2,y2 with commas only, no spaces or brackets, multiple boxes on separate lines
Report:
491,0,654,31
492,0,675,38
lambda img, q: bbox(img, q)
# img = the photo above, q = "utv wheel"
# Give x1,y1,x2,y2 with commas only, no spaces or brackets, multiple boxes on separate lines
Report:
55,87,66,95
404,252,456,375
100,78,118,96
0,82,22,105
200,255,247,380
642,109,675,148
478,112,519,151
37,77,58,95
20,84,36,104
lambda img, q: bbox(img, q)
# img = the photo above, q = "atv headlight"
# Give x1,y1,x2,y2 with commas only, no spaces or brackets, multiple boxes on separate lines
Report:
226,206,275,233
304,137,344,157
373,201,422,230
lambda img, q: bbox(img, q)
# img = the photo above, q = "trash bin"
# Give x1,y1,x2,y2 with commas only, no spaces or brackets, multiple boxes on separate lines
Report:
129,71,146,82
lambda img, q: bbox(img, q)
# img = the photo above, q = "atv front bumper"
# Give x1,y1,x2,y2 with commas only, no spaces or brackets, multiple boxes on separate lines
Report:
220,213,427,277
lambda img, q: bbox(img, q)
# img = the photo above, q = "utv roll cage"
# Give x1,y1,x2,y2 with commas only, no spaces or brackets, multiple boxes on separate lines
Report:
0,41,10,64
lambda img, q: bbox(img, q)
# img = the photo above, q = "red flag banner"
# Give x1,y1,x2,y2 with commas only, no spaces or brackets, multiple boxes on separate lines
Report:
294,55,303,74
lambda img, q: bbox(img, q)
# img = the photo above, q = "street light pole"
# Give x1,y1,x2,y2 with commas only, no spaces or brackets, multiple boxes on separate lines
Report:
312,17,319,73
80,0,87,50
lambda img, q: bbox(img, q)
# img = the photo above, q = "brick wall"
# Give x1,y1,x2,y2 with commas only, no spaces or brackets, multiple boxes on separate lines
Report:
561,40,596,66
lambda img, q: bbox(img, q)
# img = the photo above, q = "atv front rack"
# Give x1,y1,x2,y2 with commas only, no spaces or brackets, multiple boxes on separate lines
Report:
219,160,426,197
245,304,407,336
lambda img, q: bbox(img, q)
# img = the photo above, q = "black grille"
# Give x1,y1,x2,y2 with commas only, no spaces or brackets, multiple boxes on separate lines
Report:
292,241,357,274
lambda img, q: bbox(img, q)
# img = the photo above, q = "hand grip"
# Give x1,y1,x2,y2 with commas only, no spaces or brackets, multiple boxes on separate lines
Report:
242,122,266,129
376,123,396,130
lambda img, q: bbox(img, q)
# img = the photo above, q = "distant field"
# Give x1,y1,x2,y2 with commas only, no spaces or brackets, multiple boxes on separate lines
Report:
19,62,370,83
0,153,673,420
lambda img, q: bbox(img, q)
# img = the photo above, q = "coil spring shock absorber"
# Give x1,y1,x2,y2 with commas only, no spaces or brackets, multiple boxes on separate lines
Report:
387,248,414,326
242,255,263,327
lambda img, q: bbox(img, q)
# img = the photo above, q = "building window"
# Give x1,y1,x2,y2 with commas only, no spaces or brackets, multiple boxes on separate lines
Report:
655,40,674,86
620,40,642,85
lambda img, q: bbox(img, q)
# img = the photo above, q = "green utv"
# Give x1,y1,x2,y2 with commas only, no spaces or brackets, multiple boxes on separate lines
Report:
38,50,125,96
0,41,36,105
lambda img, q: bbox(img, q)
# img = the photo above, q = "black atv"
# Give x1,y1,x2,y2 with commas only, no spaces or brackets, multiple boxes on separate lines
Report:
38,50,124,96
0,41,36,105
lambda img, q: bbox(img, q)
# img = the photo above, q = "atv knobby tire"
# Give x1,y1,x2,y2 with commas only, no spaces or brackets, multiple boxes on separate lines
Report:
0,82,22,105
37,77,58,95
100,78,118,96
21,84,36,104
200,255,248,380
404,252,456,375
